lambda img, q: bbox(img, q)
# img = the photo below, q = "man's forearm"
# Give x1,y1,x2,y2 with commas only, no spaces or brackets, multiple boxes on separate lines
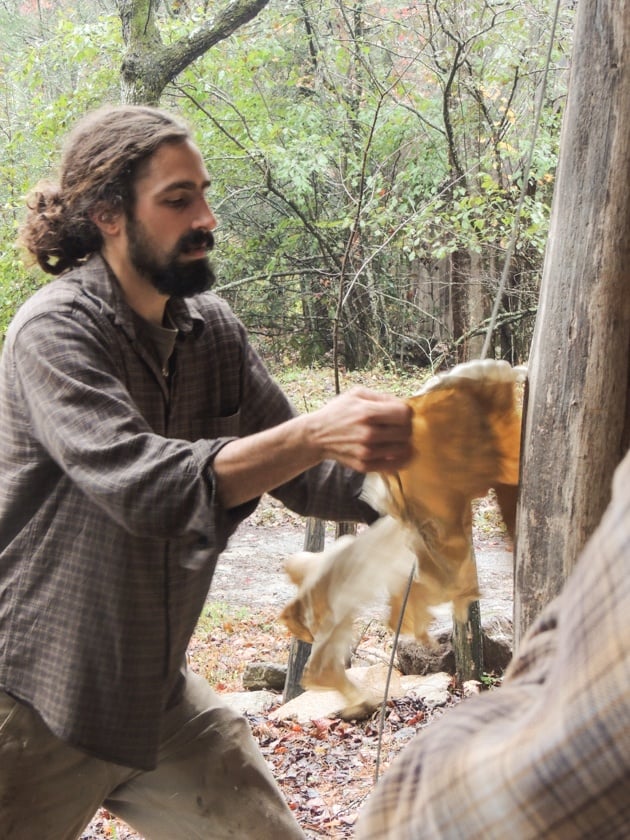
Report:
212,414,321,508
212,387,413,509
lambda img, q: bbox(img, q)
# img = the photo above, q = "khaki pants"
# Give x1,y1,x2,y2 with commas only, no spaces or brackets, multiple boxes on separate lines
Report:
0,673,305,840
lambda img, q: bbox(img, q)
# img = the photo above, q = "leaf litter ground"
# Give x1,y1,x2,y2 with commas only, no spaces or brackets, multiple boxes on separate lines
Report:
82,494,508,839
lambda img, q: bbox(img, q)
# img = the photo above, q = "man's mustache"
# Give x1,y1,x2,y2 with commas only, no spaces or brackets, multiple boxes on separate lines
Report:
177,229,215,255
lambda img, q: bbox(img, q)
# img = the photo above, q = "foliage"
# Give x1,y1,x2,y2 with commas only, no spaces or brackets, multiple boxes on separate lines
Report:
189,602,275,688
0,1,120,335
169,0,574,367
0,0,576,366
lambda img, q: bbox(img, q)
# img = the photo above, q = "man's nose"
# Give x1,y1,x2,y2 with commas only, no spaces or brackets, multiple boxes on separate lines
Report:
193,200,217,231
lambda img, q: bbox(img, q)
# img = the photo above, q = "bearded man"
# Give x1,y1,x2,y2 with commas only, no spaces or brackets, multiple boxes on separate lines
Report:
0,105,412,840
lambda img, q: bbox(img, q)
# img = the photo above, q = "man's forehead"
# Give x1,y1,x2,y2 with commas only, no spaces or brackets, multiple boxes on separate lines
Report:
137,139,210,191
159,177,211,193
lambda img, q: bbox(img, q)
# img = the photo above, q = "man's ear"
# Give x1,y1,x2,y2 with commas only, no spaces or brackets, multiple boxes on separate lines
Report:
90,204,122,236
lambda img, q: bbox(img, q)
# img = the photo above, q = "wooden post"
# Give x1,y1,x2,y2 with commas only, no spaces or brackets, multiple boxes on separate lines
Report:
283,517,326,702
452,601,484,685
452,542,484,685
335,520,356,539
514,0,630,646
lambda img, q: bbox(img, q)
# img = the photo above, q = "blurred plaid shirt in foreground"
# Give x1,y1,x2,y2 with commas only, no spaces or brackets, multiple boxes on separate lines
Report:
357,450,630,840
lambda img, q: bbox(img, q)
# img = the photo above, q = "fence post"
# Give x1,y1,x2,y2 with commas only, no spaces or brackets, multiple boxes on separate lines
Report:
283,517,326,702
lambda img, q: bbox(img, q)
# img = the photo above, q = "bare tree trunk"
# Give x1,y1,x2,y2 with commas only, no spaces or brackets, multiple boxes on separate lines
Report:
514,0,630,646
450,250,470,362
466,251,486,360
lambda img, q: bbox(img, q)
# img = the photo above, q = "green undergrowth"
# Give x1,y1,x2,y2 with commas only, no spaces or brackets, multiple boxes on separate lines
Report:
267,362,431,412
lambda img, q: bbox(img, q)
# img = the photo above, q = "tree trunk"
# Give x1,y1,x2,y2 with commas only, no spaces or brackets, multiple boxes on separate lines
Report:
340,274,377,370
283,517,326,702
451,528,484,685
450,249,473,362
466,251,486,360
514,0,630,646
116,0,271,105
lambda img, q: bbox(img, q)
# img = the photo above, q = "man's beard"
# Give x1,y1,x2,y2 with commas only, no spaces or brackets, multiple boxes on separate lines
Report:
126,216,216,297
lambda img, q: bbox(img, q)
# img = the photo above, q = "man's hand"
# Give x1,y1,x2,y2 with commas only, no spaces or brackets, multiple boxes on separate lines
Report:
213,387,412,509
304,387,413,474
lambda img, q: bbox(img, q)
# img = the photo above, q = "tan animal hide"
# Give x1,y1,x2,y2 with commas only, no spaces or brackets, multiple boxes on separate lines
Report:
280,359,525,718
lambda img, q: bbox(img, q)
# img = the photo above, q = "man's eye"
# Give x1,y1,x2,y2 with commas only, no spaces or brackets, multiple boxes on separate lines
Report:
165,197,189,208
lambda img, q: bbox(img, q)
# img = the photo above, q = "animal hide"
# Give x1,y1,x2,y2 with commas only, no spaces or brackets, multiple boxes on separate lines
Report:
281,359,526,718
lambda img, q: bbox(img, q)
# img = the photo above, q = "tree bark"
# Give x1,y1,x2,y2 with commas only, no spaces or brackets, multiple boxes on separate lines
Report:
450,249,471,362
514,0,630,646
116,0,271,105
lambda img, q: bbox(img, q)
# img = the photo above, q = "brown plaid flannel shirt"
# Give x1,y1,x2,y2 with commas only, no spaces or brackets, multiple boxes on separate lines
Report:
356,450,630,839
0,255,371,770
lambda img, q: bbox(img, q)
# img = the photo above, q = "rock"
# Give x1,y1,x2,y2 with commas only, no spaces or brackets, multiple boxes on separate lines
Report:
397,628,454,676
221,690,279,715
462,679,481,697
482,615,513,672
397,615,513,676
271,687,360,723
242,662,287,691
270,664,398,722
270,665,452,723
400,672,452,708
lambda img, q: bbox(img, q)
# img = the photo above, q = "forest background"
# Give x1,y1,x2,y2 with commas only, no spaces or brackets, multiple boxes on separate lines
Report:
7,5,627,835
0,0,576,373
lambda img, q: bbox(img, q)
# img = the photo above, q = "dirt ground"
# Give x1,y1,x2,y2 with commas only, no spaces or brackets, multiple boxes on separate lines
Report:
212,494,514,625
81,495,513,839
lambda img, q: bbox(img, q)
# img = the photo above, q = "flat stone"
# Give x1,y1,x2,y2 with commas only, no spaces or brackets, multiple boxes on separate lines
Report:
400,671,452,707
270,665,452,723
221,690,279,715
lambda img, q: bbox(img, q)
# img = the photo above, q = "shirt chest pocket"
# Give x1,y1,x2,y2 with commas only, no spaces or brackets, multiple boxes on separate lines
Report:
204,410,241,439
166,407,242,443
